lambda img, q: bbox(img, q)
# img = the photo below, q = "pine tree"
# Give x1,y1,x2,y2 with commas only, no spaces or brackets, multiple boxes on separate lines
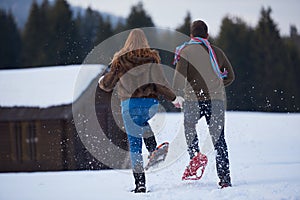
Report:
22,0,42,66
0,9,21,68
283,26,300,111
76,7,102,59
95,15,113,45
47,0,80,65
216,16,256,111
113,19,126,34
254,7,290,111
126,2,154,29
176,12,191,36
39,0,52,65
22,0,50,67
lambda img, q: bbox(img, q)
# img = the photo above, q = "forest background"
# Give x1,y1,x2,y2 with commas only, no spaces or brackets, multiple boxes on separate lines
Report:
1,0,299,112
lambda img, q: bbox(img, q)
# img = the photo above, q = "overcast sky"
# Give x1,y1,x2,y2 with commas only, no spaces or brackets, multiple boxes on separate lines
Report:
67,0,300,37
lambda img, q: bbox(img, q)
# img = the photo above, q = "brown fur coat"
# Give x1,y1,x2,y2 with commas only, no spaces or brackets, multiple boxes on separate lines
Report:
99,49,176,101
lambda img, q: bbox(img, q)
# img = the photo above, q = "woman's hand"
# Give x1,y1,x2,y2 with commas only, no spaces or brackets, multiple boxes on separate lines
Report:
172,96,184,109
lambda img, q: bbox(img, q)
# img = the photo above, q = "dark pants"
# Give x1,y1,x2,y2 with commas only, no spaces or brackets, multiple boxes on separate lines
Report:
184,100,231,182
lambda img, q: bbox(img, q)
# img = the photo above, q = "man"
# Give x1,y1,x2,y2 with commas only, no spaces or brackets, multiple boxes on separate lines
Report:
172,20,235,188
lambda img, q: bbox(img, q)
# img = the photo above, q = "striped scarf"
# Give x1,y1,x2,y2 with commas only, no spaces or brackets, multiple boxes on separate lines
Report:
173,37,228,79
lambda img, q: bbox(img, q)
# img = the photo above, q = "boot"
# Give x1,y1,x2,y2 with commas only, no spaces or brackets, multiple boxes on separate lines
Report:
132,172,146,193
218,175,232,188
143,133,157,153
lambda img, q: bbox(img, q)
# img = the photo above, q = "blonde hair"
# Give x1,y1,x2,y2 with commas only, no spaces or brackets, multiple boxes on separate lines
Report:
111,28,150,64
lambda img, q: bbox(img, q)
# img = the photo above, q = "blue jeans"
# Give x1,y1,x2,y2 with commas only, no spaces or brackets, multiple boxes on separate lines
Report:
121,98,158,172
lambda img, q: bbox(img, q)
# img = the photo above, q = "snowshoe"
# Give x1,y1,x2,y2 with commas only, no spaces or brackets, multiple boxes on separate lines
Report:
182,152,208,180
145,142,169,170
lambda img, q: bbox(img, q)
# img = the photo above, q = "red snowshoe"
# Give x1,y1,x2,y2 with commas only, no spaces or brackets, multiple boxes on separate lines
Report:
182,152,208,180
145,142,169,170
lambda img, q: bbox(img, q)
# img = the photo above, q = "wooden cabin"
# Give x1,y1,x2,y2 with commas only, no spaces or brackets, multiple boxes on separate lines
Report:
0,65,129,172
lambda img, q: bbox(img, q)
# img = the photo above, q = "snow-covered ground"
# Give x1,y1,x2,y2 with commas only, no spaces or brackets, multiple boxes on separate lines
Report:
1,112,300,200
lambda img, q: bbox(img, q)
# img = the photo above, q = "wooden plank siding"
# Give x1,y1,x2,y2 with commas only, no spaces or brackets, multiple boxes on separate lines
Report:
0,81,131,172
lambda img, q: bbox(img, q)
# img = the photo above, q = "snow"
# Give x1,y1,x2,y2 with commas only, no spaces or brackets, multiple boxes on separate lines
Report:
0,65,105,108
1,111,300,200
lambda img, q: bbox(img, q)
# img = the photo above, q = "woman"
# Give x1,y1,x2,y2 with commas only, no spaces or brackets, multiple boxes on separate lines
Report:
99,28,183,193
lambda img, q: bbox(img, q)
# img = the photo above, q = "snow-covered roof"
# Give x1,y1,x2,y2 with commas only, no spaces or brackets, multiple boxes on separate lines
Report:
0,65,105,108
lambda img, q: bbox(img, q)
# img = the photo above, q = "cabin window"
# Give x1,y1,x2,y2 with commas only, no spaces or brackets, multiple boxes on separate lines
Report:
27,122,37,161
13,122,37,162
14,122,22,162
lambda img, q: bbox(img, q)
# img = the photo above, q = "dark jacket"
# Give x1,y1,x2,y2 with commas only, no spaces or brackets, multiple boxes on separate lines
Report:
99,49,176,101
172,44,235,101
